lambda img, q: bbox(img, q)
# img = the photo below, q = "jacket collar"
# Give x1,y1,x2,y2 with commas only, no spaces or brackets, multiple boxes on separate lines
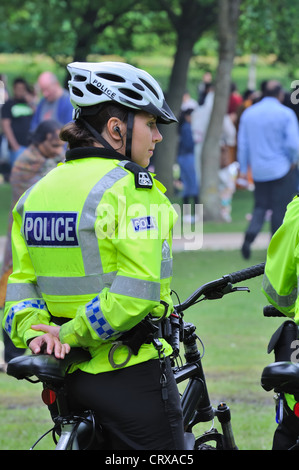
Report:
65,146,126,162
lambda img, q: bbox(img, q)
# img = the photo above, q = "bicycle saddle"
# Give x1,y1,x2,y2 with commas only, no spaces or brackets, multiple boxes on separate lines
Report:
261,362,299,394
7,348,91,384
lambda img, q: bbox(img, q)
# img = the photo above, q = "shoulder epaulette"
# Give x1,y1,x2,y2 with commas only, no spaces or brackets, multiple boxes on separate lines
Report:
122,161,153,189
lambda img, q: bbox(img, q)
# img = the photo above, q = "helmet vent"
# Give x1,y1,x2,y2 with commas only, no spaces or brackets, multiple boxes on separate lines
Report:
139,78,160,99
96,73,126,83
73,74,87,82
86,84,103,96
119,88,143,101
133,83,145,91
72,86,84,97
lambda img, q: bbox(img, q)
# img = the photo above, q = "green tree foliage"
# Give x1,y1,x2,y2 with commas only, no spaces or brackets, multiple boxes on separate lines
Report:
0,0,173,63
2,0,298,211
238,0,299,75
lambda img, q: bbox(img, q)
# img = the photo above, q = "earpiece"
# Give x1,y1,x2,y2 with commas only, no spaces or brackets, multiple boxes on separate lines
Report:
114,126,122,137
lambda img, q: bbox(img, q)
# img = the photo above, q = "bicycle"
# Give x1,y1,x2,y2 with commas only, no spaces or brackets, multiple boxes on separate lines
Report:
7,262,265,450
261,304,299,450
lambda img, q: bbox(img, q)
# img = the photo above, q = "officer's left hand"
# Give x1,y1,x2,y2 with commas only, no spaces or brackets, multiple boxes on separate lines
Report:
29,324,71,359
31,324,60,338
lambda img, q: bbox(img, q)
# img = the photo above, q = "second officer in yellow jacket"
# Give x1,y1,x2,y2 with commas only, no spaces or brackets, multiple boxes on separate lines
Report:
263,194,299,449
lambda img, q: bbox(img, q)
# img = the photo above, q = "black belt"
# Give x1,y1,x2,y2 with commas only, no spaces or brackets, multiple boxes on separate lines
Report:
50,315,71,326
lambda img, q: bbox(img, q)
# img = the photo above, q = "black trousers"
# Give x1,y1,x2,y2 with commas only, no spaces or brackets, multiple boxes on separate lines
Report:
3,329,26,363
65,358,185,450
273,400,299,450
245,168,296,242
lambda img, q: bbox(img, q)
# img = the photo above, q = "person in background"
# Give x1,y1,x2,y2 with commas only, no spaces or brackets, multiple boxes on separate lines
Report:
237,80,299,259
1,77,35,168
181,91,197,112
197,71,213,105
177,108,199,222
228,82,243,115
30,71,73,131
0,119,64,370
219,114,238,223
0,74,10,182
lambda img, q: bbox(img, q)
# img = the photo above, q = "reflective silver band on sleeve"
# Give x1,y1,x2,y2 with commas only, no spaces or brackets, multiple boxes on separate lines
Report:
161,240,172,279
160,258,173,279
110,275,160,301
5,282,42,302
262,274,297,308
35,272,117,296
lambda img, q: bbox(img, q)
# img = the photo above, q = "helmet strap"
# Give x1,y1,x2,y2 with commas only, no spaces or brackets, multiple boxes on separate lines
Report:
80,118,115,152
78,109,135,160
125,112,135,160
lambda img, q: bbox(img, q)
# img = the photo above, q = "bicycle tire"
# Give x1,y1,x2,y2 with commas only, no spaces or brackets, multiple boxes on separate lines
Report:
194,430,224,450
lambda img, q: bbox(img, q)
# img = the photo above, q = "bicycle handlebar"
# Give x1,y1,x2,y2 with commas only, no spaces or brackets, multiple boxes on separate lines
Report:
263,305,285,317
174,262,265,313
226,262,265,284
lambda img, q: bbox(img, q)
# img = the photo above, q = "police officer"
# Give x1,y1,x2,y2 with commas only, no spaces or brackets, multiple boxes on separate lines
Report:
263,194,299,449
3,62,185,449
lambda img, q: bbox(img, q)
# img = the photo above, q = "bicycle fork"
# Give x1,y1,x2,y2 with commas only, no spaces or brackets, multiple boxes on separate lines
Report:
178,322,238,450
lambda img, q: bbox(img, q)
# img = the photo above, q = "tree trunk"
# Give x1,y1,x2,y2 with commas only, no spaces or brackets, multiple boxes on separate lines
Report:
153,0,217,196
200,0,241,220
248,53,257,90
153,35,194,194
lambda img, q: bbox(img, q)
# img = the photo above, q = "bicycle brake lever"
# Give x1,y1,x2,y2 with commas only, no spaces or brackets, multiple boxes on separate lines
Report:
204,283,250,299
229,286,250,293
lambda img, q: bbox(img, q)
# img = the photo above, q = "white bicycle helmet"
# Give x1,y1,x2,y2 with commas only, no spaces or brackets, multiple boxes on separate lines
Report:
67,61,177,124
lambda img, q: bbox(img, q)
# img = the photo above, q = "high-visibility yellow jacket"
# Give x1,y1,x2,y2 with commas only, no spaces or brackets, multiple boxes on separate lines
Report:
262,195,299,412
3,147,178,374
262,195,299,322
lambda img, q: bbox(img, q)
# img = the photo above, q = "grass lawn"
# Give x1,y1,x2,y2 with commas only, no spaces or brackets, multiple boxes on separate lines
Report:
171,249,282,450
0,248,281,450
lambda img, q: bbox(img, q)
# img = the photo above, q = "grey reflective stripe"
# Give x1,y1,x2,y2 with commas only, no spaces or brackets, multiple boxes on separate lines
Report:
110,275,160,301
161,240,172,278
36,272,117,296
162,240,170,259
262,274,297,308
78,166,128,276
5,282,42,302
4,299,47,335
86,295,121,339
15,185,36,231
161,258,173,279
117,160,131,169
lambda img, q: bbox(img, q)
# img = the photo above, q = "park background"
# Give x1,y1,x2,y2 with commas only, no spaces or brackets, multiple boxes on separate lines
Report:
0,0,297,449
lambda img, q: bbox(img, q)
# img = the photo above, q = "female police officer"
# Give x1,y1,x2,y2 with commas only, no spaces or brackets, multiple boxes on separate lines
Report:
3,62,185,449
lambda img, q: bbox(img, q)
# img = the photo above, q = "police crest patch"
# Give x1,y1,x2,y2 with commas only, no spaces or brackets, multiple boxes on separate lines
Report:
123,161,153,189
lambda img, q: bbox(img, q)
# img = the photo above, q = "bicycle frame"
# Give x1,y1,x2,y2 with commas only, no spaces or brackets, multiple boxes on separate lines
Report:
172,321,237,450
6,262,265,450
